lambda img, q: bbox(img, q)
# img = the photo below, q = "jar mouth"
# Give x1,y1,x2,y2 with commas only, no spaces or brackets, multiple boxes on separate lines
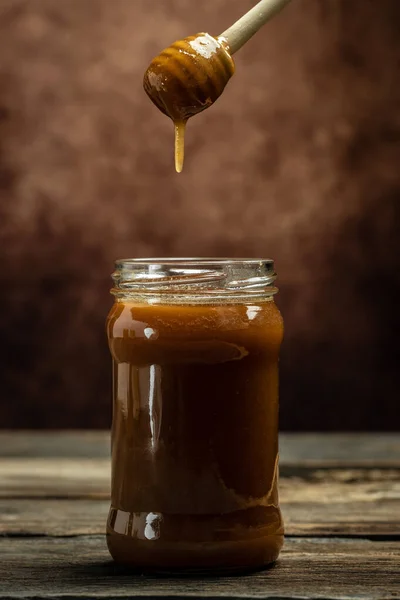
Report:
115,257,272,266
111,258,277,303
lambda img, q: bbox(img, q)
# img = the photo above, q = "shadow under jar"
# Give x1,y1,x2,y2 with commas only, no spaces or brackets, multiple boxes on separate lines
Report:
106,258,284,573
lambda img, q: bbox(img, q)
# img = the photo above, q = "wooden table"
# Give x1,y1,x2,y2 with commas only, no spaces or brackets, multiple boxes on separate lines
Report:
0,432,399,599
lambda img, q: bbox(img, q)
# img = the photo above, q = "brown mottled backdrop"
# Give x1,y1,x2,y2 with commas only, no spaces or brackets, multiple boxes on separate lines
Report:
0,0,399,430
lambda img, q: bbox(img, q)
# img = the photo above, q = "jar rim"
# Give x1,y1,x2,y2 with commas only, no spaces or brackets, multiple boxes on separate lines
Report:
115,257,273,267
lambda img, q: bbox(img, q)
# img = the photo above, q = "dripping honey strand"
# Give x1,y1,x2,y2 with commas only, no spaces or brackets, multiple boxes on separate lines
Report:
174,120,187,173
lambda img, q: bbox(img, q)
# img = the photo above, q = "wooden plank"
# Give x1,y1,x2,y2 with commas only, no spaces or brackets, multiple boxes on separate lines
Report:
1,432,399,465
1,457,398,501
1,465,399,537
1,436,399,499
0,458,110,498
0,497,398,537
0,499,109,536
0,431,110,459
0,536,398,599
279,433,400,466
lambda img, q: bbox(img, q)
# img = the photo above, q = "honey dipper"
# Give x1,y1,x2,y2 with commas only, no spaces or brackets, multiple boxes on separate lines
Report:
143,0,292,172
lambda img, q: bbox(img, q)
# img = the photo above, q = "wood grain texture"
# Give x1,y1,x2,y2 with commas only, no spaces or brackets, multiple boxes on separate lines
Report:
0,458,110,498
3,460,399,499
0,536,399,599
1,471,399,537
0,431,110,459
0,433,399,599
2,432,400,464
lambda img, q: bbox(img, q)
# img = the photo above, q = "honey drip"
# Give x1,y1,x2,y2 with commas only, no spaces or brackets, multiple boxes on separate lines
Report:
174,120,186,173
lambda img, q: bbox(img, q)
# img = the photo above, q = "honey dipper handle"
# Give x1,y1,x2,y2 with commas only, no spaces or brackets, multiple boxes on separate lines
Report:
220,0,292,55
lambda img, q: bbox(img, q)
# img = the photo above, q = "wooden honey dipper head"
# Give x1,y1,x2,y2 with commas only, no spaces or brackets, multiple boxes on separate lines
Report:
143,33,235,122
143,33,235,172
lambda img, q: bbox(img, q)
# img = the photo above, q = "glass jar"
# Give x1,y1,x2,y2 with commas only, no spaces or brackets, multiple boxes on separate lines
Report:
106,258,284,572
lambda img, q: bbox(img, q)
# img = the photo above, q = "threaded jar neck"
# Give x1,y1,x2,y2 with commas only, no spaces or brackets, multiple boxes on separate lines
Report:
111,258,278,304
